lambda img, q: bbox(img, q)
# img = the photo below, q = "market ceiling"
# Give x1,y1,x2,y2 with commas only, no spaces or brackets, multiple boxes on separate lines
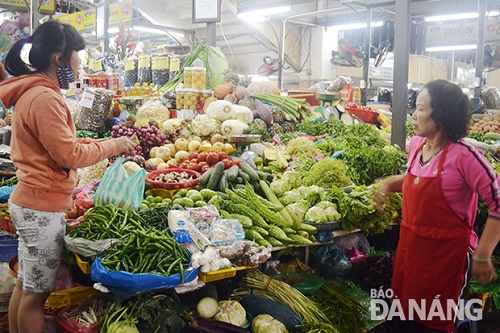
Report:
131,0,500,33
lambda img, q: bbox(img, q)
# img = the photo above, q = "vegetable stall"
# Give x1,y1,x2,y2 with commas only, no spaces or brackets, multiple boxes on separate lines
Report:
1,44,499,333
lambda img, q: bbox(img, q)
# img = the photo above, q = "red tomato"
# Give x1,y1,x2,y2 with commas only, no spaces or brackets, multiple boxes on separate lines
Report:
197,152,208,162
201,165,211,173
234,158,245,166
187,162,198,171
206,153,219,165
198,161,209,169
188,152,199,160
179,162,188,169
221,158,233,169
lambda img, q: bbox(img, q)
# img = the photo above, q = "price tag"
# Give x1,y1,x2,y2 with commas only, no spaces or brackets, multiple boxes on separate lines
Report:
94,59,103,72
138,56,150,68
124,59,136,71
170,58,180,71
151,57,169,70
80,92,95,108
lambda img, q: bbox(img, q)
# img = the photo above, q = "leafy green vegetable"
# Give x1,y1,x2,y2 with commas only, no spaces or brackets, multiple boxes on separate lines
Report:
304,157,352,188
295,118,347,137
244,122,272,141
289,154,316,177
281,171,302,189
305,206,328,223
328,185,402,235
285,200,310,222
286,137,321,158
270,180,292,197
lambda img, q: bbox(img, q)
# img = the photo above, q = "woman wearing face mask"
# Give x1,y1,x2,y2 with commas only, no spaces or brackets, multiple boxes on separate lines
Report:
374,79,500,332
0,21,137,333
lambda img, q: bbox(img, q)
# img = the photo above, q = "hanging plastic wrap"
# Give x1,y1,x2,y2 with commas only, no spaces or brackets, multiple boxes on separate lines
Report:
481,87,500,110
124,57,138,86
151,53,170,86
75,88,114,133
137,55,152,84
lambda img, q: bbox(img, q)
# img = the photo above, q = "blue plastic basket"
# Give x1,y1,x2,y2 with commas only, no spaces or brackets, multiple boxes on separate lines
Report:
0,234,18,262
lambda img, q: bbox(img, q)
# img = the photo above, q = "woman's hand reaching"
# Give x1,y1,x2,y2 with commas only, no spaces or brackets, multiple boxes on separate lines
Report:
472,259,497,285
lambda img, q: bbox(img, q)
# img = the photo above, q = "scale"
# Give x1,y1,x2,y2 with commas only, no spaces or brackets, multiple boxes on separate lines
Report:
226,135,262,155
314,92,341,119
117,97,147,116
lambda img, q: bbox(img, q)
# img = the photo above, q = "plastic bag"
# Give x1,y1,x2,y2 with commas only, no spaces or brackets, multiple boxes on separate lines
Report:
312,244,352,277
334,232,370,262
135,99,170,128
91,258,198,299
94,156,146,211
64,235,120,258
0,185,15,203
209,219,244,245
75,88,114,133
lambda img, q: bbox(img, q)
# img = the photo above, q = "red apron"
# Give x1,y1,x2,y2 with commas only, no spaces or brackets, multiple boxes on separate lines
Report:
391,141,471,332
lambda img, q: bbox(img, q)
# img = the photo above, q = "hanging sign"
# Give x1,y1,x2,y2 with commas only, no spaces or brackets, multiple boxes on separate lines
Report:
55,0,133,31
0,0,55,14
426,18,500,47
192,0,221,23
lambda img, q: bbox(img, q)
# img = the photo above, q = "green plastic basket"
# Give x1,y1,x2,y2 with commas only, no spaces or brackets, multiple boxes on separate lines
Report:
272,272,325,296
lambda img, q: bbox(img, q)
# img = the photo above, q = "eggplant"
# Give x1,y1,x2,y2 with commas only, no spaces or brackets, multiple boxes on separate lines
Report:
253,99,274,125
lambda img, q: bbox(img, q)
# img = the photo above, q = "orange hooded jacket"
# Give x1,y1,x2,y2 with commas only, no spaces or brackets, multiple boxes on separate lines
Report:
0,73,121,212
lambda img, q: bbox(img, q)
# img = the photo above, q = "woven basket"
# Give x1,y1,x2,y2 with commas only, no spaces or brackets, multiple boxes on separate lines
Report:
0,234,18,262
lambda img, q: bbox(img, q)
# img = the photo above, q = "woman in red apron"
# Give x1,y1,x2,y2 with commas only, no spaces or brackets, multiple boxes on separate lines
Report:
374,80,500,332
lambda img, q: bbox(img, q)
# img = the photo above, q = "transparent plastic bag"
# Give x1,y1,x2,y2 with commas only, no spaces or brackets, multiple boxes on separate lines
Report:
209,219,244,245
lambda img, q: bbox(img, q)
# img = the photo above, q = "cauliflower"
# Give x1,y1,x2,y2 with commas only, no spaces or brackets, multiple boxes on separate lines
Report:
190,114,221,137
123,161,142,176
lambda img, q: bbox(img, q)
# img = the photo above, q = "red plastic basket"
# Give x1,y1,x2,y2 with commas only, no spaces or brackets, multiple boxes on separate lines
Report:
54,306,101,333
146,168,201,189
346,107,380,124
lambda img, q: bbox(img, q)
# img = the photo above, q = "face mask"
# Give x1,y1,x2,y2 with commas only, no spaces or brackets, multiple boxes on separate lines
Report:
56,67,76,90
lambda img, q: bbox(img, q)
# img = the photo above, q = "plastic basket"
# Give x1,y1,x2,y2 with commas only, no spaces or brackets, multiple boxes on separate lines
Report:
54,306,101,333
272,272,325,295
345,107,380,124
146,168,201,190
198,266,255,283
74,253,92,275
0,292,12,313
45,286,101,309
8,255,18,278
0,234,18,262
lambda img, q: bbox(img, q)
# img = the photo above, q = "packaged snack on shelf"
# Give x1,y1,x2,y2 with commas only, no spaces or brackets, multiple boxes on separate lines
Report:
151,53,170,85
124,58,138,86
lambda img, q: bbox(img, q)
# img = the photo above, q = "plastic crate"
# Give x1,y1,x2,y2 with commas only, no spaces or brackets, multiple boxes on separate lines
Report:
54,306,101,333
345,107,380,124
0,234,18,262
74,253,92,275
198,266,255,283
146,168,201,190
45,286,101,309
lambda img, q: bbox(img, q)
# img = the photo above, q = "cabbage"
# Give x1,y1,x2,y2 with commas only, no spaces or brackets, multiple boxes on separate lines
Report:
304,206,328,224
280,189,302,205
107,321,140,333
270,180,292,197
213,300,247,326
252,314,289,333
281,171,302,189
286,200,310,222
301,185,326,206
315,201,336,210
324,206,341,221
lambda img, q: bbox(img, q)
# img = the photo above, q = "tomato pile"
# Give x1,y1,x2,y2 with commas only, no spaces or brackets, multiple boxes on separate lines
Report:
178,149,239,173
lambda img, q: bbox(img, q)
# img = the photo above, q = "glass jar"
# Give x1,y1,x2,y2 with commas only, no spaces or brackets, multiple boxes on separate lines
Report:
183,67,206,90
176,88,200,110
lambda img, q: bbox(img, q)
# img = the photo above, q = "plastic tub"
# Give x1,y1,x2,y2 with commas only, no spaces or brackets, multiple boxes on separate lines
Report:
345,107,380,124
272,272,325,295
146,168,201,189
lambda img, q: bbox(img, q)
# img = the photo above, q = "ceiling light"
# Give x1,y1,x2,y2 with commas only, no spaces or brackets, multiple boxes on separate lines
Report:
133,26,185,38
329,21,384,30
237,5,291,19
426,44,477,52
424,11,499,22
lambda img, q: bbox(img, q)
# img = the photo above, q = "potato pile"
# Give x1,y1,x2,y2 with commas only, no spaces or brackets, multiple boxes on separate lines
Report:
469,117,500,134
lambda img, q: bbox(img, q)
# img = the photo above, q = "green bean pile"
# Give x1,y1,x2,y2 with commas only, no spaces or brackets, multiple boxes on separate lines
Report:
101,228,190,280
67,205,190,279
66,205,146,240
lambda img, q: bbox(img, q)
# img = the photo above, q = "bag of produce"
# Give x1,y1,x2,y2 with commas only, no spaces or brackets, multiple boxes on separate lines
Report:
75,88,114,133
94,156,146,211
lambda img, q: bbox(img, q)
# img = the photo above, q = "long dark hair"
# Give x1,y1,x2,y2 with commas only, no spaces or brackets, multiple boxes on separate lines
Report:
5,20,85,76
423,79,471,142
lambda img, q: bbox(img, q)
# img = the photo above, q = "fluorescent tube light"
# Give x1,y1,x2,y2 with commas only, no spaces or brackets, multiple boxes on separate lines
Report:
426,44,477,52
133,26,185,38
237,5,291,19
329,21,384,30
424,11,499,22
